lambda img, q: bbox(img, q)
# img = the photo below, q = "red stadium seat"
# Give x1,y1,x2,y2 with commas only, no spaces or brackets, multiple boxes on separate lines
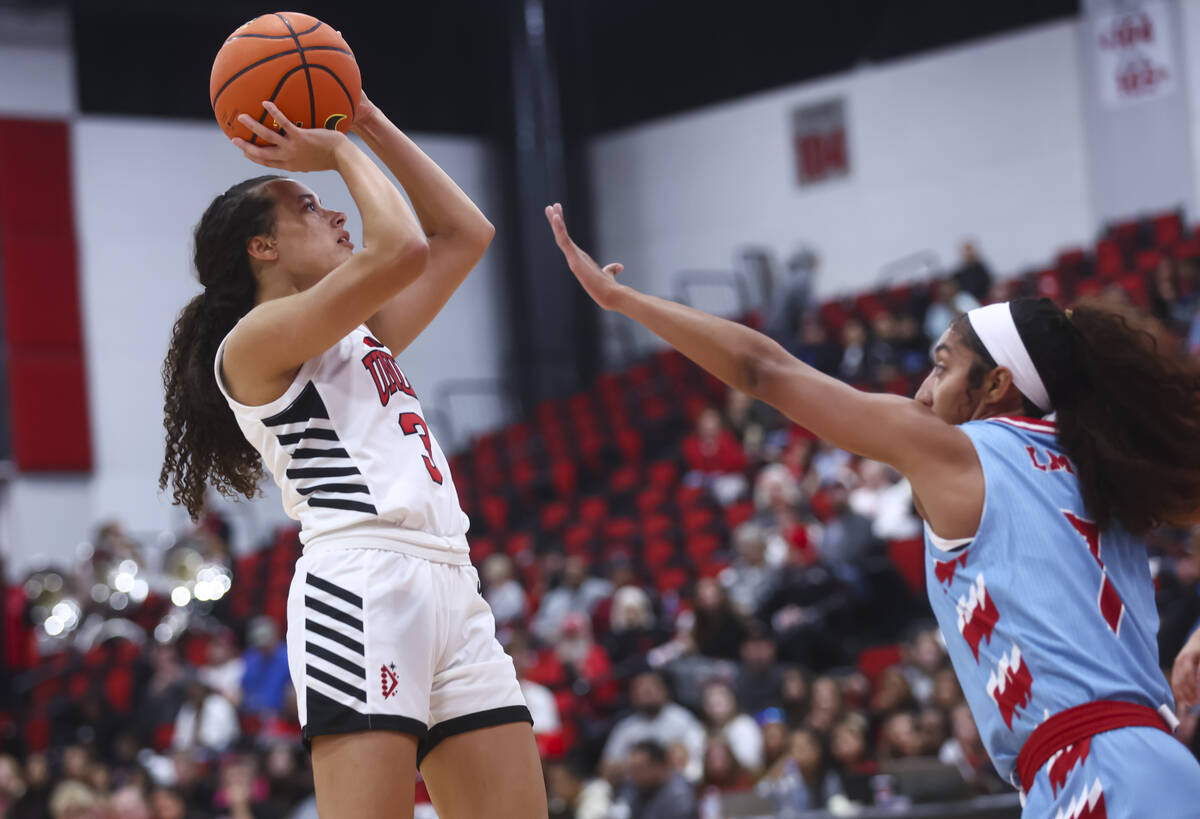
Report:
887,538,926,594
539,501,572,535
724,501,756,531
1153,212,1183,248
643,539,675,569
648,460,680,488
654,567,691,595
857,644,903,685
641,513,675,540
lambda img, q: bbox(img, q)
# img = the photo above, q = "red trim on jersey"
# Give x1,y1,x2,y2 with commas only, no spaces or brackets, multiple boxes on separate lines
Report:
1015,700,1169,792
989,415,1057,433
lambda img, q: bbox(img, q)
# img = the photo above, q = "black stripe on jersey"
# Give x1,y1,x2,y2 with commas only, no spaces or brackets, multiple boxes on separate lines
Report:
277,428,341,446
263,381,330,427
297,483,370,496
306,574,364,608
306,641,365,678
306,664,367,703
306,620,364,655
291,447,351,460
286,466,361,479
305,595,364,631
309,497,378,514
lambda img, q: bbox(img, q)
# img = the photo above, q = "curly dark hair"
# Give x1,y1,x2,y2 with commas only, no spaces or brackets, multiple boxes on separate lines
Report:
159,175,283,519
953,298,1200,536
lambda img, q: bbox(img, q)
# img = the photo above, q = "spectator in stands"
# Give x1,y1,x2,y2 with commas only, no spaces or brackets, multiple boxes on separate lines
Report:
169,750,214,814
612,740,697,819
751,464,812,567
917,707,949,756
837,319,872,383
806,676,843,735
734,626,783,715
699,679,763,772
893,313,931,375
240,617,290,717
545,758,611,819
198,629,244,708
789,316,842,376
922,277,978,343
758,548,850,669
262,744,315,815
778,667,811,726
171,677,240,756
601,671,705,784
850,461,922,541
878,711,924,760
815,483,876,569
867,311,901,383
940,703,1005,794
603,586,669,678
951,241,993,302
140,643,190,748
11,752,51,819
757,727,843,812
690,578,748,661
681,407,749,505
47,781,100,819
213,755,284,819
149,785,196,819
506,632,562,757
869,667,916,724
1157,528,1200,665
757,709,791,772
1150,258,1198,336
829,713,874,805
901,628,945,707
0,755,25,816
532,556,613,645
110,785,153,819
481,554,527,627
700,737,754,792
930,665,965,713
720,524,778,618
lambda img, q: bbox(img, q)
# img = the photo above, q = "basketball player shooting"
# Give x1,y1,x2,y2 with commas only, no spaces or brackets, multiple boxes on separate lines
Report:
158,96,548,819
546,203,1200,817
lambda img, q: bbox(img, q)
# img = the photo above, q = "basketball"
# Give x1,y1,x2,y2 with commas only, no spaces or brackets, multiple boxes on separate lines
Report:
210,12,361,143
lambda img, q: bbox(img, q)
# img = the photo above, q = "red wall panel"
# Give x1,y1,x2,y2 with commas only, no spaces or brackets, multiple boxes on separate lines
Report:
0,119,92,471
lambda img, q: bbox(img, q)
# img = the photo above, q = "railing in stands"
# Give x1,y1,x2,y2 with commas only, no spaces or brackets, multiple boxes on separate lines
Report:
432,378,519,452
876,249,943,286
672,269,754,315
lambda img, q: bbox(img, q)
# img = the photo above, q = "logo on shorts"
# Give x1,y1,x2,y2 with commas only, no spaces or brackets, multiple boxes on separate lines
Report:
381,663,399,699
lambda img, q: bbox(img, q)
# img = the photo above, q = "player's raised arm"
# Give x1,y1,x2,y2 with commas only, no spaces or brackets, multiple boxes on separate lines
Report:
220,101,429,404
545,203,983,537
350,92,496,355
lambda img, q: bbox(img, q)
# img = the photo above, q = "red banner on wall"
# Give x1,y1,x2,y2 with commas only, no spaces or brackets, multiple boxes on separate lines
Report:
792,98,850,187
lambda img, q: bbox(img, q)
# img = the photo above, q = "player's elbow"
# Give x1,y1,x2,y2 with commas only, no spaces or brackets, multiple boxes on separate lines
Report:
738,342,792,402
387,236,431,284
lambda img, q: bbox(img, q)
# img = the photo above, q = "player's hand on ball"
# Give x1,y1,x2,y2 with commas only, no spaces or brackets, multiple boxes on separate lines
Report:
351,89,380,132
232,100,347,173
545,203,626,310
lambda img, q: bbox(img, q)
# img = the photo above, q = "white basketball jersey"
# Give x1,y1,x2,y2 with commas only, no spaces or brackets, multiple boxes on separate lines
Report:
214,324,470,564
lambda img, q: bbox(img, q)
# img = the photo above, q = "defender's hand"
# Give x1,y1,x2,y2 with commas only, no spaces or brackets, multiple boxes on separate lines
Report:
545,202,627,311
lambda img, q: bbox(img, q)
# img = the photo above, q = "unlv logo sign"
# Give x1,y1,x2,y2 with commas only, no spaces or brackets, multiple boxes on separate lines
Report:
1093,2,1175,108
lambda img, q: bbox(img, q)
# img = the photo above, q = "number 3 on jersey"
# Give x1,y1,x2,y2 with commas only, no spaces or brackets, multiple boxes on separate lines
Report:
399,412,444,485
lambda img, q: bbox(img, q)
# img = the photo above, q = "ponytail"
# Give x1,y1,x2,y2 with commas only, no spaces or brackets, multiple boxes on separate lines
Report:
159,175,282,519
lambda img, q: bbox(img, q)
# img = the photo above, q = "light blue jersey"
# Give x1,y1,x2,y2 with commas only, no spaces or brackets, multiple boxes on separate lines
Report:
924,416,1174,787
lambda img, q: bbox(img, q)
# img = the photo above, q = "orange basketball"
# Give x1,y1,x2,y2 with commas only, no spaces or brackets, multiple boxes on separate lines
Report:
210,12,361,144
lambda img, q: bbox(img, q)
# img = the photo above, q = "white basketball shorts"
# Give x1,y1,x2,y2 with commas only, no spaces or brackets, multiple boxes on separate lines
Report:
285,545,530,764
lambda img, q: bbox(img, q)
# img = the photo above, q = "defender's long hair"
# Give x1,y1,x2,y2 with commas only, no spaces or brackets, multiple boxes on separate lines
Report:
953,298,1200,536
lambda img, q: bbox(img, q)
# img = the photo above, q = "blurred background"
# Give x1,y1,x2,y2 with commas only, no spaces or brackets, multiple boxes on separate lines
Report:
1,0,1199,817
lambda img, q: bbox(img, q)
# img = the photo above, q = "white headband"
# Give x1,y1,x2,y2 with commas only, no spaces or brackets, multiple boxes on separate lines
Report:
966,302,1052,412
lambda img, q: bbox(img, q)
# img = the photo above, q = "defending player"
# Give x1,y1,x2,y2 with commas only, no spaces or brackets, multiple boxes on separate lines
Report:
546,203,1200,816
158,97,548,819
